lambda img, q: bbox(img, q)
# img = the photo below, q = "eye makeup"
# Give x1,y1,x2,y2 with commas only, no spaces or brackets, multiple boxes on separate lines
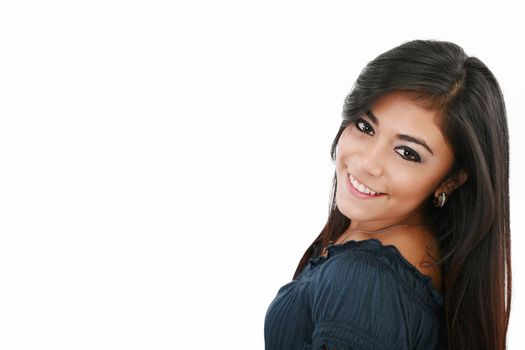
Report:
353,117,422,163
365,110,435,156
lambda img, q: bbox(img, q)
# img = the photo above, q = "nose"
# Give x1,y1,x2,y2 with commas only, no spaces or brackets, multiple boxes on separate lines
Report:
358,142,385,177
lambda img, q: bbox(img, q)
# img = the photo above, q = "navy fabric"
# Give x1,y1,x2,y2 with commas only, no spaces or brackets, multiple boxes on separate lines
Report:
264,238,444,349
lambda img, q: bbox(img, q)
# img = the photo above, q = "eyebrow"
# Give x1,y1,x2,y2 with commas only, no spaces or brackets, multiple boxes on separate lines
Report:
365,110,435,156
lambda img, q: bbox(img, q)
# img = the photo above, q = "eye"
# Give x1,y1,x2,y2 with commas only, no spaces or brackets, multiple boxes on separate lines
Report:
395,147,421,162
354,118,374,135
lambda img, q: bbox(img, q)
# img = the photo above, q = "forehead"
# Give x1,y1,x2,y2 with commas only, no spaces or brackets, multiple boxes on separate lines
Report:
369,92,451,153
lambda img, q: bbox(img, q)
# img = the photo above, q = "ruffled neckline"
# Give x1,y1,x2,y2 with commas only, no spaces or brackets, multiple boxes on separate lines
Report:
307,238,444,309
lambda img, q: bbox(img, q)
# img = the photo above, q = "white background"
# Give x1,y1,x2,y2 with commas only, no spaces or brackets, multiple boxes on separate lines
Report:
1,0,524,349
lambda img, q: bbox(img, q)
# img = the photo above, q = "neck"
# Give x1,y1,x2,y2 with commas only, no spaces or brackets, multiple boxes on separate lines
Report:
347,219,425,234
347,207,427,233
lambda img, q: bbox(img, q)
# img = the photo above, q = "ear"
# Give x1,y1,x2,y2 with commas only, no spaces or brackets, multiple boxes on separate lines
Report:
434,168,468,196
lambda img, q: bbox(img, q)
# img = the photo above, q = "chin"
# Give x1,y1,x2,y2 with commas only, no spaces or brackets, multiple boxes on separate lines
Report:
336,203,362,219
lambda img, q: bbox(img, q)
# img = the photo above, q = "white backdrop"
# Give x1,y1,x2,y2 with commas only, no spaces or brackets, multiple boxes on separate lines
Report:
1,0,524,349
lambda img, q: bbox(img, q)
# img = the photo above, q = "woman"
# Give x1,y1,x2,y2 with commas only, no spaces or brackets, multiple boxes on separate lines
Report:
264,39,511,350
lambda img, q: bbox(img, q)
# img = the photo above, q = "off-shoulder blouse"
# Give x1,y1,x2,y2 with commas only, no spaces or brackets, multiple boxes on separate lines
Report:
264,238,444,349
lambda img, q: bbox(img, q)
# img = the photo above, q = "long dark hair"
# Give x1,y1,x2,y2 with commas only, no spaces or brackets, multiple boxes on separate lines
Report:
293,40,511,350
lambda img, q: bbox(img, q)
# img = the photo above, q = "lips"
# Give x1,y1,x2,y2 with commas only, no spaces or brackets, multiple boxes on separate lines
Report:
346,172,386,198
349,173,383,194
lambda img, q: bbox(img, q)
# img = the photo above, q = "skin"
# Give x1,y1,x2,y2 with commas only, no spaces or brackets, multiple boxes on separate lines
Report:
331,91,468,291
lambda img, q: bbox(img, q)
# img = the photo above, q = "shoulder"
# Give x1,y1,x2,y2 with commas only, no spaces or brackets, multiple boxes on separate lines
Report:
309,239,444,348
315,243,399,287
311,233,444,314
312,244,415,318
379,228,442,293
310,246,437,348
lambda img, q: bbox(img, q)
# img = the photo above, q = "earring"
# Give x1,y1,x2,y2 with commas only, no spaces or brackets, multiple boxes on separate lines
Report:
433,192,448,207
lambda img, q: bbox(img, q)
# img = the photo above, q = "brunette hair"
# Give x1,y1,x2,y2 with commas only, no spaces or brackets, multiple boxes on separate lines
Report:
293,39,511,350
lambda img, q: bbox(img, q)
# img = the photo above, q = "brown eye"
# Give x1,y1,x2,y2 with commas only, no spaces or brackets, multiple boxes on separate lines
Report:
395,147,421,162
355,118,374,135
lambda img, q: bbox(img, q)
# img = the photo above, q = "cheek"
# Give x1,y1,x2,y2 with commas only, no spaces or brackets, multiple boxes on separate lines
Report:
337,130,366,157
389,171,437,202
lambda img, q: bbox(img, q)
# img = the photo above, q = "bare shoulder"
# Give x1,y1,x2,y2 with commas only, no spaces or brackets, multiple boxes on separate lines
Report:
379,227,443,292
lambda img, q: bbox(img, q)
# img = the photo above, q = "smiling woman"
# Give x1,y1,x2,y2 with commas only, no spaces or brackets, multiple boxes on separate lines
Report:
264,39,511,350
334,91,467,237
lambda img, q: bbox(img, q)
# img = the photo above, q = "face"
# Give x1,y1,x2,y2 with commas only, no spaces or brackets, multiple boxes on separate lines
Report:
335,91,461,232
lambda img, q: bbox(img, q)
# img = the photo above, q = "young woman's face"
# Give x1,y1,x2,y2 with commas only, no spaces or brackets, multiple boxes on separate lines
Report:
335,91,457,231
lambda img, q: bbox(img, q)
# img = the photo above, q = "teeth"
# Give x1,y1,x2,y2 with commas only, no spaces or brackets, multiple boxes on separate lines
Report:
349,174,378,195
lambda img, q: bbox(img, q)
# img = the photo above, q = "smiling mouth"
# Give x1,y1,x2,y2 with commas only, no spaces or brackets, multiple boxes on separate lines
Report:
347,173,386,196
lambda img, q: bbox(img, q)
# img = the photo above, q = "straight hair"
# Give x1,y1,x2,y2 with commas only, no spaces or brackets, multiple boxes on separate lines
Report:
293,39,511,350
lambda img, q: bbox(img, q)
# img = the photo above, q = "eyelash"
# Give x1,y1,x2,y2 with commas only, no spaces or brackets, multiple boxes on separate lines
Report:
353,118,422,163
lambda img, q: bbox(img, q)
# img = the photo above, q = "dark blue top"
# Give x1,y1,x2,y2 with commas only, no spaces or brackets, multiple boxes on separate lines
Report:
264,238,444,349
